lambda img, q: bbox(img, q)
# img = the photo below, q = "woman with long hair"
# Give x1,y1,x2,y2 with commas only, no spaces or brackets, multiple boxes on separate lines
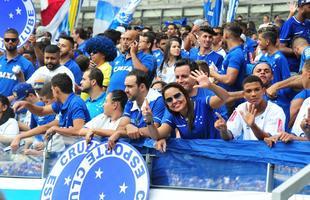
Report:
156,37,182,83
0,95,19,146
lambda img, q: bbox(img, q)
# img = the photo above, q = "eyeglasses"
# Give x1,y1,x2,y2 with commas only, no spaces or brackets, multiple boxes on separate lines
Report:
165,92,183,104
4,38,18,43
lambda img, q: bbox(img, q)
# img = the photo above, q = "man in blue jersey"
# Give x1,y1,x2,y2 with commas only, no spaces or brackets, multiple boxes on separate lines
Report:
108,30,156,92
210,23,246,92
80,68,106,119
185,26,224,69
258,30,291,83
152,33,168,68
0,28,35,96
13,73,90,152
279,0,310,72
58,35,82,85
72,27,89,58
107,69,165,149
292,36,310,72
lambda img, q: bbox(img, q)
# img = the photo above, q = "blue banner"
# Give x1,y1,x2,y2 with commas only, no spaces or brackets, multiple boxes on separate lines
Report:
204,0,224,27
226,0,239,23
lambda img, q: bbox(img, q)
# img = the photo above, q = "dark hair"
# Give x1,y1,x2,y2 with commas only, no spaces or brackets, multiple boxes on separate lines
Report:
224,23,242,39
175,58,199,72
51,73,73,94
58,35,75,48
199,26,216,35
140,31,155,52
252,61,273,74
162,83,194,130
85,36,117,62
5,28,19,36
181,25,192,32
156,33,168,44
261,31,277,46
159,37,182,72
101,29,122,45
213,27,224,36
127,69,151,89
111,90,128,111
242,75,264,89
0,95,15,126
88,68,103,88
196,60,210,75
39,82,53,99
74,28,88,40
75,55,90,72
44,45,60,54
167,23,178,29
151,80,167,89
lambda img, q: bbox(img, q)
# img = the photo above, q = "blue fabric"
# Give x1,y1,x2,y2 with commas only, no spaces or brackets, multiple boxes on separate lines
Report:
204,0,224,27
226,0,239,23
0,55,35,96
162,97,221,139
30,102,56,129
189,48,224,69
260,51,291,84
280,17,310,72
152,49,164,68
293,89,310,100
243,37,257,64
51,93,90,127
299,46,310,72
124,96,165,128
219,45,246,91
85,92,106,119
109,51,156,92
64,59,82,85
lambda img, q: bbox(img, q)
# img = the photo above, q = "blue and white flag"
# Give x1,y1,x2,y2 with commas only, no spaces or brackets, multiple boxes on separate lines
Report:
204,0,224,27
226,0,239,23
0,0,36,51
93,0,142,36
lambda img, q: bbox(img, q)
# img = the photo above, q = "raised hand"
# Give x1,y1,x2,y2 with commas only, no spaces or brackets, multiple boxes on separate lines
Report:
12,101,29,112
142,98,153,124
214,112,227,132
239,104,257,127
190,70,212,89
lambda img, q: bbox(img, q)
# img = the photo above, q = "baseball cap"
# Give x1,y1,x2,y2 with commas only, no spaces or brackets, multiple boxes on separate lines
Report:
12,83,35,101
298,0,310,6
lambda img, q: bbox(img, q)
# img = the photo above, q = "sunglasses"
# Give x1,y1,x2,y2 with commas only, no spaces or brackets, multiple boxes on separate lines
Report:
165,92,183,104
90,50,98,55
4,38,18,43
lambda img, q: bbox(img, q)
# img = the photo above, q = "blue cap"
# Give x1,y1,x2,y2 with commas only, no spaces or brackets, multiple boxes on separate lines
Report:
12,83,35,101
298,0,310,6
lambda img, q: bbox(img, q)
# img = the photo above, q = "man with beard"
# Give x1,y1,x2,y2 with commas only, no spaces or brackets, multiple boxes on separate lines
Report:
0,28,35,96
279,0,310,73
215,75,286,141
26,45,75,91
80,68,106,119
58,36,82,85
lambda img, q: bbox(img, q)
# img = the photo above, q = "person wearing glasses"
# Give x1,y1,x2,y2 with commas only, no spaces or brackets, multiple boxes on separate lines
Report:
141,70,225,142
0,28,35,97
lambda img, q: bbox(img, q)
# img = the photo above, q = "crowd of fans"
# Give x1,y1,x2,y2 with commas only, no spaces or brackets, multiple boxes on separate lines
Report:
0,0,308,164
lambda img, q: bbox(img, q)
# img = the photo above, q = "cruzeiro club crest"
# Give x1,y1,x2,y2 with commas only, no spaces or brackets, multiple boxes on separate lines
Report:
0,0,36,51
69,141,150,200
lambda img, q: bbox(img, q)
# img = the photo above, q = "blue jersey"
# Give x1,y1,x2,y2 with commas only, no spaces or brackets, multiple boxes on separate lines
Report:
0,54,35,96
293,89,310,100
85,92,106,119
74,40,89,58
30,101,56,129
162,97,220,139
189,47,224,69
260,51,291,84
299,46,310,72
64,59,82,85
124,89,165,128
280,17,310,72
152,49,164,68
243,37,257,64
52,93,90,128
219,45,246,91
109,51,156,92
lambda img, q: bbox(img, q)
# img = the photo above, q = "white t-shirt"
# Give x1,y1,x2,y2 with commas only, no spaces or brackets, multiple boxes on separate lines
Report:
0,118,19,136
27,65,75,91
156,62,176,83
85,113,122,130
291,97,310,137
227,101,286,140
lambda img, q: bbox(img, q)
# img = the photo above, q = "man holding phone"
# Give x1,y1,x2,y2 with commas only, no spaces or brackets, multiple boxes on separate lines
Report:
108,30,156,92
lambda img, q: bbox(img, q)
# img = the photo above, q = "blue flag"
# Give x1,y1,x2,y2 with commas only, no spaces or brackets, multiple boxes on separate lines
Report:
204,0,224,27
226,0,239,23
93,0,142,35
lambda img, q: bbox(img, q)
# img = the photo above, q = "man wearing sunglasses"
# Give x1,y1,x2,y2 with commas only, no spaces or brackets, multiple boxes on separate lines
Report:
0,28,35,97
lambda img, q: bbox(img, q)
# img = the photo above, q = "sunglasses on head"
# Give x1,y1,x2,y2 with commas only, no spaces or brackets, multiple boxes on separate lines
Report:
165,92,183,104
4,38,18,43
